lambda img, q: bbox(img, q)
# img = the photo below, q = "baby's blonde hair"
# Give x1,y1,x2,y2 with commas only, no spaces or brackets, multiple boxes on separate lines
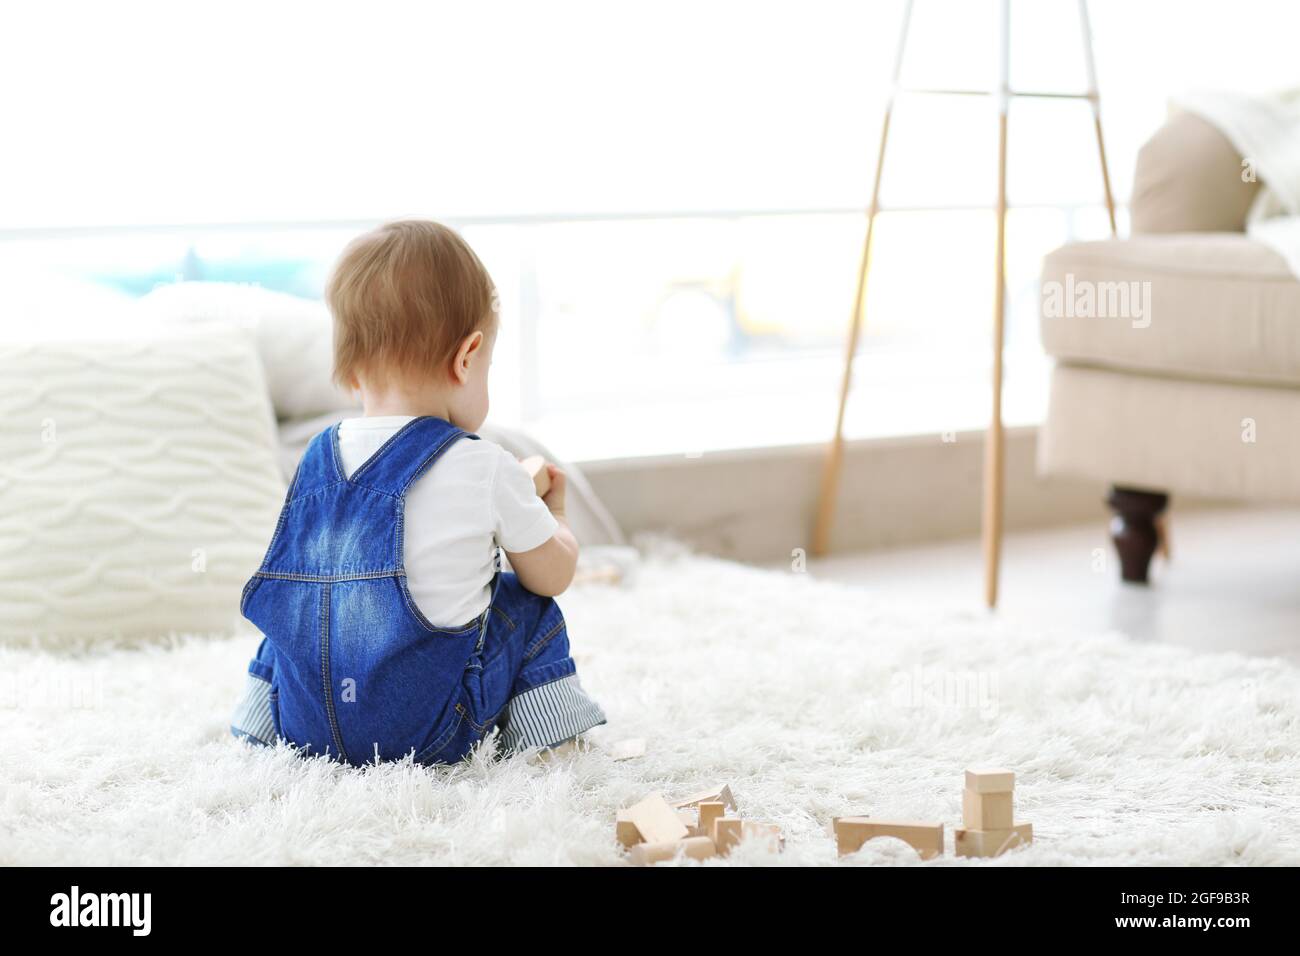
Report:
327,220,495,388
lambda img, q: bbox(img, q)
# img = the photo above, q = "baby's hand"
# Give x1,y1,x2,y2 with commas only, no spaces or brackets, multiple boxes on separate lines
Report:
506,462,578,596
541,464,567,519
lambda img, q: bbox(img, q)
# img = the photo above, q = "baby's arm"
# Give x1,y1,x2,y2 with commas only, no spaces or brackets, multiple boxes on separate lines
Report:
506,463,579,597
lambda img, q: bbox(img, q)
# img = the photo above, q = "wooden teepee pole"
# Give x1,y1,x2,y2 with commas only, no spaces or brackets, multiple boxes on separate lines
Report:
811,0,914,557
981,0,1011,608
814,0,1115,606
1079,0,1117,237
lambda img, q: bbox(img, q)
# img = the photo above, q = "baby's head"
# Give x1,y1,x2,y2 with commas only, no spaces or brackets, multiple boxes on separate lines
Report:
328,220,497,430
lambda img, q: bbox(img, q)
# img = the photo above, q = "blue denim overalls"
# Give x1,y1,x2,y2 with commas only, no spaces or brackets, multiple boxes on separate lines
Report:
229,416,605,766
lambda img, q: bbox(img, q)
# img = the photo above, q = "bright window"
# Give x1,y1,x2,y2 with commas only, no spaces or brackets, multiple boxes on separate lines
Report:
3,1,1298,461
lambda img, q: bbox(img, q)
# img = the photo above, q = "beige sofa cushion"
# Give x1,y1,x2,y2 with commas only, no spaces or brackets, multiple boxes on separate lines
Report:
1040,364,1300,501
1130,110,1260,234
1039,234,1300,386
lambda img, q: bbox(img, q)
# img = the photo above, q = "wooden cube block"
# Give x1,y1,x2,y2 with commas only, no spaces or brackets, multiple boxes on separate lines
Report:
710,817,784,855
615,809,642,848
833,817,944,860
965,768,1015,794
627,836,717,865
521,455,550,497
954,822,1033,858
671,784,736,812
697,801,725,839
962,788,1013,830
740,821,784,853
572,566,624,586
711,817,744,855
624,792,689,844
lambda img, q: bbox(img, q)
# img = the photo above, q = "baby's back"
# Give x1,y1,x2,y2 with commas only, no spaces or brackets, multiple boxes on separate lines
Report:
336,416,557,628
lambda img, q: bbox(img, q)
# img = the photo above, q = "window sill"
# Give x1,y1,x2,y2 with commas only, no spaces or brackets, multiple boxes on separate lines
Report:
531,347,1050,466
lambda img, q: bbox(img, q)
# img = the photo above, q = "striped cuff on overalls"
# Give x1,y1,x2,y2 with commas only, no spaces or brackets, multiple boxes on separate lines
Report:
498,673,607,752
230,672,277,747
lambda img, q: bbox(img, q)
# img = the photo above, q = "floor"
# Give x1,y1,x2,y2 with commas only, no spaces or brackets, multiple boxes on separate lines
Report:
12,544,1299,865
807,506,1300,665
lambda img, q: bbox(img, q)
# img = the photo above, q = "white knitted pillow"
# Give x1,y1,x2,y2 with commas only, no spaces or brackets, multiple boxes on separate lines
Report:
0,326,286,642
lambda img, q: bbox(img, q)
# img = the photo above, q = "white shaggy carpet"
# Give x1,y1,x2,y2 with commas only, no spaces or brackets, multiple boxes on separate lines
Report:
3,546,1299,866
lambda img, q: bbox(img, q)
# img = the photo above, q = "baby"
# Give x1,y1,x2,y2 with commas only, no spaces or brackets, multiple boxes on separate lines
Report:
230,220,605,765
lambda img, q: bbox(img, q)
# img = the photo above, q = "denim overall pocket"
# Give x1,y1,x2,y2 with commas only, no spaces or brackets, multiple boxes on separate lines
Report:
413,605,495,765
412,710,467,764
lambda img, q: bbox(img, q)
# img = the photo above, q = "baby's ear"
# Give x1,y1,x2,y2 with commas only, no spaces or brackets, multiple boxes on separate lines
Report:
452,329,485,383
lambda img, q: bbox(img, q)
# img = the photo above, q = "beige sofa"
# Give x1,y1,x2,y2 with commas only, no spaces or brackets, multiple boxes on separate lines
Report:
1038,111,1300,582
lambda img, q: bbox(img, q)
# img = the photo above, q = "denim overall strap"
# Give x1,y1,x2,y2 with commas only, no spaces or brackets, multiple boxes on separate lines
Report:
342,416,479,498
284,422,348,501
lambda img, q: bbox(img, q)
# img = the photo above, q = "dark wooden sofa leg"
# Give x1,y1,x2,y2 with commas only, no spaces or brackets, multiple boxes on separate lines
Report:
1106,486,1169,584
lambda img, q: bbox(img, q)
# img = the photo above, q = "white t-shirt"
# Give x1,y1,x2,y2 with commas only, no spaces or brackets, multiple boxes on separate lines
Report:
335,416,558,627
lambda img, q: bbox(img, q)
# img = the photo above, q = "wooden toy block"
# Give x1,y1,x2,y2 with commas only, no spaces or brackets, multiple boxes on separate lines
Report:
711,817,744,855
962,788,1013,830
533,737,591,763
965,768,1015,794
625,792,689,844
711,818,783,856
697,801,725,839
671,784,737,812
615,810,642,848
609,737,645,761
955,822,1033,858
833,817,944,859
627,836,717,866
572,566,624,586
740,821,784,853
520,455,550,497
